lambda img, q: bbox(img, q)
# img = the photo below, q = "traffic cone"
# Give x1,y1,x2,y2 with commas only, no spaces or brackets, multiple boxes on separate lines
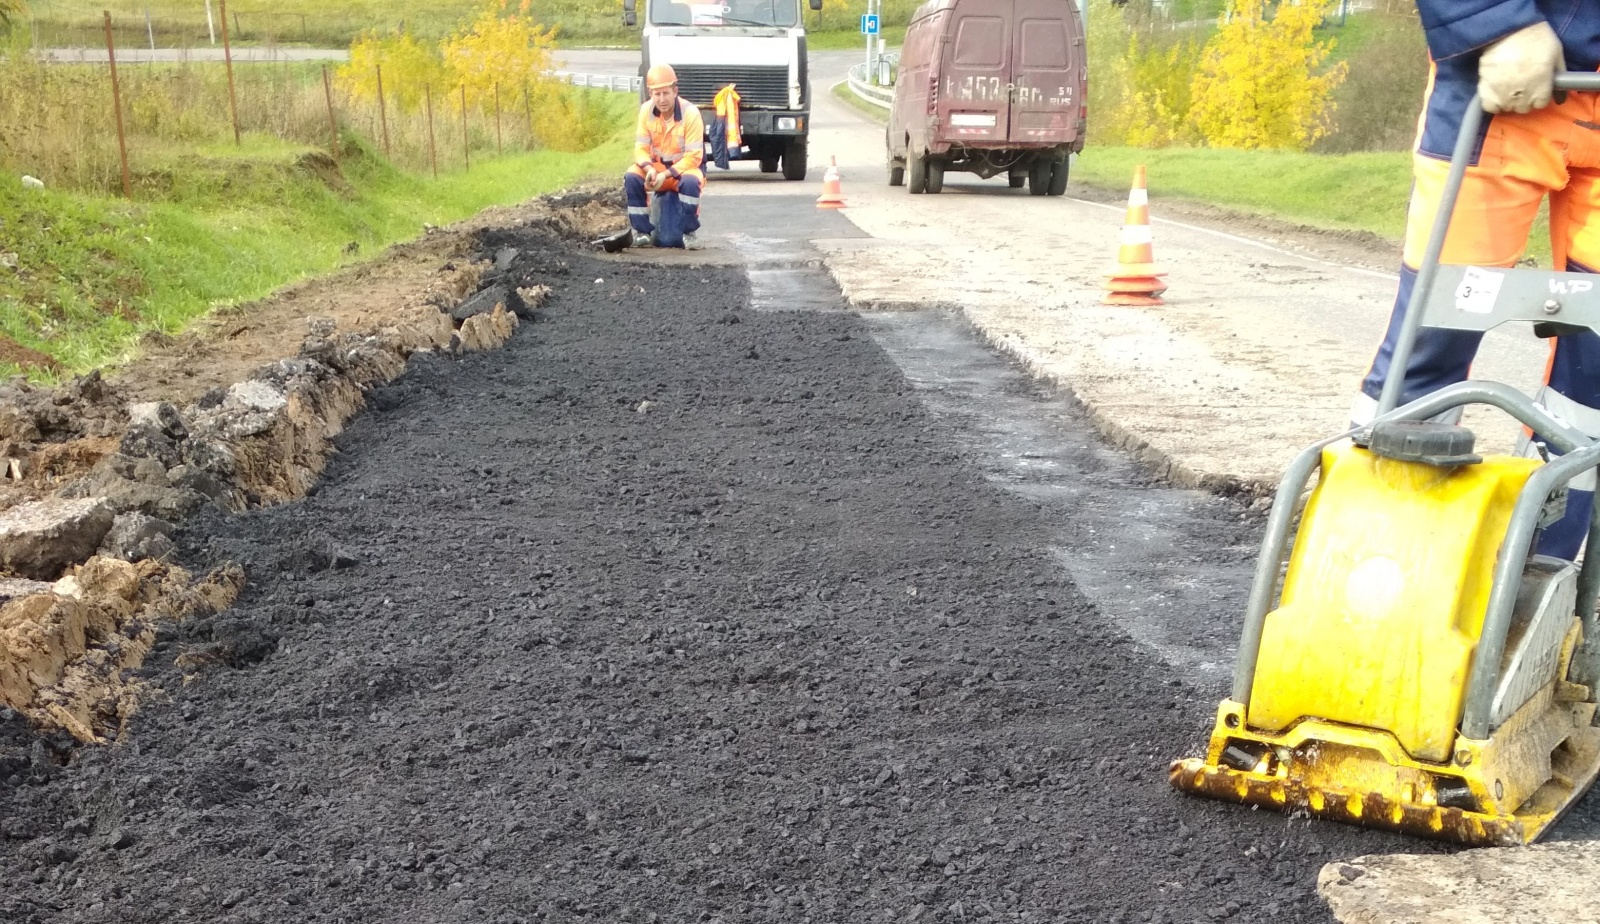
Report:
817,156,846,209
1102,165,1167,306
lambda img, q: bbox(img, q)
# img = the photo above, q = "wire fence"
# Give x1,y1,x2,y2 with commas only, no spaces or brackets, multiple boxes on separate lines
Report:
21,1,636,50
1,8,633,196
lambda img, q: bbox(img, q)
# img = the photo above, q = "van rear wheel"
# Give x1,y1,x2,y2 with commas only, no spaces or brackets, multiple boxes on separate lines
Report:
1047,156,1069,196
1008,174,1026,189
925,159,945,194
908,152,928,194
1027,158,1052,196
889,164,905,187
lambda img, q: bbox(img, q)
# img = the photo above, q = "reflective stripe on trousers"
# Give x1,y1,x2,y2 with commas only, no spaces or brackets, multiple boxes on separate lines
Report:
623,172,702,236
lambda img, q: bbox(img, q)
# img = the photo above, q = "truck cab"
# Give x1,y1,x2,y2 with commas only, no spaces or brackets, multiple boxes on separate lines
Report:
624,0,822,180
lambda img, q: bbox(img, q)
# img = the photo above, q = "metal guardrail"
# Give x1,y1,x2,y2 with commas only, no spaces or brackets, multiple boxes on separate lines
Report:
846,59,895,110
554,72,643,93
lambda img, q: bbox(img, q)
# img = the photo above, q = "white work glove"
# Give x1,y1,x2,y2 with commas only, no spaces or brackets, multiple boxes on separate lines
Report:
1478,21,1565,113
645,168,662,192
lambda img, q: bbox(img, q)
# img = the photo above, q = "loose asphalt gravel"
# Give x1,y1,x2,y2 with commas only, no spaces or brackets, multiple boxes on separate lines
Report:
0,228,1436,924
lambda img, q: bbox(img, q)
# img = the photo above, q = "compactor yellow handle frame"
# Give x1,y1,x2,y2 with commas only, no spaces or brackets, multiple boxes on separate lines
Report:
1235,74,1600,742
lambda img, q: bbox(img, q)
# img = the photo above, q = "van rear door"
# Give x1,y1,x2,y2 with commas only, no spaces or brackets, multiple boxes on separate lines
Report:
934,0,1011,149
1007,0,1080,144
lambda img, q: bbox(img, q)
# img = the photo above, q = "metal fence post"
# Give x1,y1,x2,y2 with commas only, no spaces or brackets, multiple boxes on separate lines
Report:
322,65,339,159
460,85,469,170
426,85,438,178
376,64,391,156
219,0,240,144
103,11,132,199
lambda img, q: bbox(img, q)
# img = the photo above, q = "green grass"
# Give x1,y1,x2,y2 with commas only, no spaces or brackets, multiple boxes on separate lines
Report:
808,25,905,51
1072,146,1412,241
1074,147,1555,264
830,79,891,121
0,124,629,380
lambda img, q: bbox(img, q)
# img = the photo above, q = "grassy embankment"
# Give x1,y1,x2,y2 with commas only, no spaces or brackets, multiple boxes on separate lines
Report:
0,109,630,382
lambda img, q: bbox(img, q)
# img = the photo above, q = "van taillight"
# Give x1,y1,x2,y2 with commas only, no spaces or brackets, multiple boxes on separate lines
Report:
927,76,938,114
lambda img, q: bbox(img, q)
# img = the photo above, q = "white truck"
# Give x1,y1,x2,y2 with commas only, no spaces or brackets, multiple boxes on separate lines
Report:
623,0,823,180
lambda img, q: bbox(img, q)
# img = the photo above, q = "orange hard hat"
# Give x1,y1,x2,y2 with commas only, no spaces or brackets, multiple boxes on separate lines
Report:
645,64,678,90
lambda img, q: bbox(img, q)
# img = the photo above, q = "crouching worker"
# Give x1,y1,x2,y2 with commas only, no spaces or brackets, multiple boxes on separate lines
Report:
625,64,705,249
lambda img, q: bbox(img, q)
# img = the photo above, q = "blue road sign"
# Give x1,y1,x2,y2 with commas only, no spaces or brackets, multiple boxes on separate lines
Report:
860,13,880,34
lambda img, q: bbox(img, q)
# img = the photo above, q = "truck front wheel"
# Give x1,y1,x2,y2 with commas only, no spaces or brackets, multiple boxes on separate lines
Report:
782,142,807,181
759,157,779,174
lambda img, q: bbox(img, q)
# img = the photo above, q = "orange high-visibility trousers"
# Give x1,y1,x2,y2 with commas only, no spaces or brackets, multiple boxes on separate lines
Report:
1358,87,1600,558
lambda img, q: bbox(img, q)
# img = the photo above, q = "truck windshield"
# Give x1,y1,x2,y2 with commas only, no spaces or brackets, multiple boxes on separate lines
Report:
648,0,798,28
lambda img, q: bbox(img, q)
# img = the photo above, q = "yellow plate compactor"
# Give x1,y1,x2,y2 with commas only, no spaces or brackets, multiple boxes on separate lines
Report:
1170,77,1600,847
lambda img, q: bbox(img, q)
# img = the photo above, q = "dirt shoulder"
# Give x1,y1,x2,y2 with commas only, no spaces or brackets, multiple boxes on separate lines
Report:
0,188,621,748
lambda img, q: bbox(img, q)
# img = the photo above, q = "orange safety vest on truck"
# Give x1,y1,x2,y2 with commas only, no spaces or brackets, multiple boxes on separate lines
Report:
708,85,745,169
630,98,705,185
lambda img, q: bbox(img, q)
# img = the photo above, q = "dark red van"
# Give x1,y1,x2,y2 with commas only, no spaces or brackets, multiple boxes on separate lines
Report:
886,0,1087,195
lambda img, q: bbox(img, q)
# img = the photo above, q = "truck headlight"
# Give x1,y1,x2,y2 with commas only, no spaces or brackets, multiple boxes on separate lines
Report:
777,117,797,131
949,112,997,128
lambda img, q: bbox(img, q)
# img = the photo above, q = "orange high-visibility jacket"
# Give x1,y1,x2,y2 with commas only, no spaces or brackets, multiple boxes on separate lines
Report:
713,85,742,150
633,98,705,180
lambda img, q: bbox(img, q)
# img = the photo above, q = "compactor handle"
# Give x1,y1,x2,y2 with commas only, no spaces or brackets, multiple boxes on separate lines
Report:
1377,73,1600,418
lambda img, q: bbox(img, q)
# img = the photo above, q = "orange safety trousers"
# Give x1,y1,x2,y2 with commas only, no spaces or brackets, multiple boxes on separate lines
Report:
1358,89,1600,559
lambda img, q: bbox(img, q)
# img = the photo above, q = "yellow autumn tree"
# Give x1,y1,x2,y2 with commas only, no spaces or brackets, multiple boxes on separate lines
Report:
441,0,559,116
339,28,447,113
1086,1,1202,148
1188,0,1347,151
0,0,27,29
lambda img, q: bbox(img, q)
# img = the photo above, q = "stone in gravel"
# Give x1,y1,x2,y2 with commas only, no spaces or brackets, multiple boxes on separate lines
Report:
0,405,41,443
127,402,189,441
98,512,176,562
117,421,183,469
182,439,236,477
107,829,136,850
516,285,552,318
204,617,280,668
452,284,514,323
493,247,519,273
166,465,232,508
59,466,204,522
457,305,519,352
0,577,53,603
227,380,289,413
0,497,114,579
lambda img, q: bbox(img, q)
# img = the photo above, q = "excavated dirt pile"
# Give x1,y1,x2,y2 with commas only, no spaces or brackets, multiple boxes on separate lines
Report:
0,230,1425,923
0,194,605,743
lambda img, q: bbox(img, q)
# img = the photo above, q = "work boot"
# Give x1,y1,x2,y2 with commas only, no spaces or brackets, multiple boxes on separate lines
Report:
632,233,654,248
682,232,702,251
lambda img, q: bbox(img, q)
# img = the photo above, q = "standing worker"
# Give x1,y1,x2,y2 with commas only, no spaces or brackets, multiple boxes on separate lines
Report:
1353,2,1600,559
625,64,706,249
